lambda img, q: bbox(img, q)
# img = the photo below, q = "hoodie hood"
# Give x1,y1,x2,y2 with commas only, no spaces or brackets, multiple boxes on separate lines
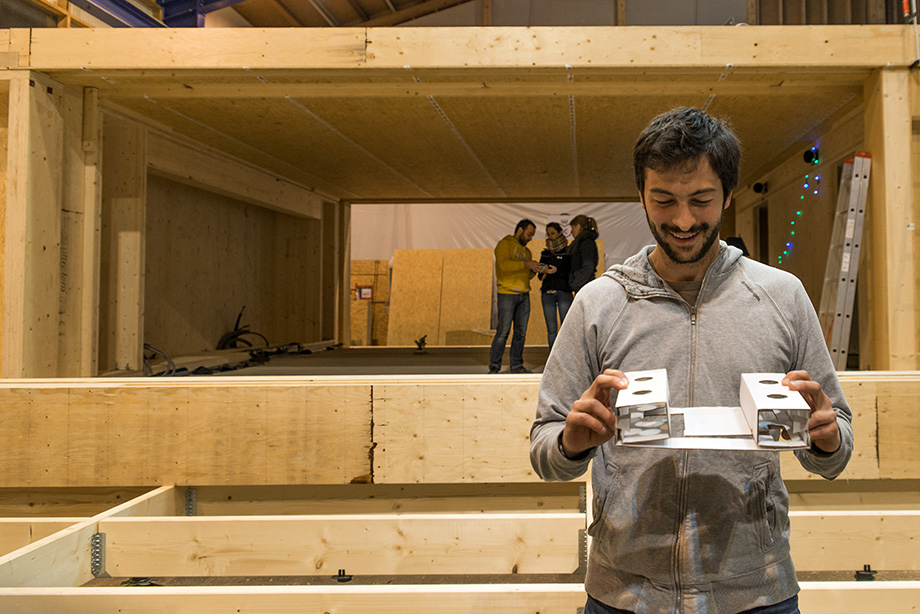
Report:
603,240,744,299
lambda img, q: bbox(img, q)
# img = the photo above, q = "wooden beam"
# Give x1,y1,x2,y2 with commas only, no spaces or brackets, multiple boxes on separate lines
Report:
22,27,913,73
96,80,863,100
0,582,918,612
863,68,917,369
97,512,584,576
359,0,471,26
192,483,583,515
0,485,174,588
146,131,322,220
790,511,920,570
99,114,146,373
1,584,587,613
1,73,66,378
806,0,828,23
0,519,82,557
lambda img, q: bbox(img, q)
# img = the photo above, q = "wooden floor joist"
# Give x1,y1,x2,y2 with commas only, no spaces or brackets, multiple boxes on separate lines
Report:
0,582,918,614
96,513,585,577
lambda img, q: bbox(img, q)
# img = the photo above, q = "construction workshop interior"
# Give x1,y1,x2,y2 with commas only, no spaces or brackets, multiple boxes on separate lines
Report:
0,0,918,611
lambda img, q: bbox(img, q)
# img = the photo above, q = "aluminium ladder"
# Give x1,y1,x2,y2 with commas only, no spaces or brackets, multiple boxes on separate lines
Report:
817,151,871,370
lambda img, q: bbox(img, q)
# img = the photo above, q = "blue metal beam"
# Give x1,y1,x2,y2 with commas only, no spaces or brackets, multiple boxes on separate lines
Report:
157,0,248,27
69,0,166,27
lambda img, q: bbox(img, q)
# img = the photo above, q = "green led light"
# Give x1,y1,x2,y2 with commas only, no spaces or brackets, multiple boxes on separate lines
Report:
791,231,795,235
791,221,795,225
796,211,802,215
783,250,788,255
800,195,805,199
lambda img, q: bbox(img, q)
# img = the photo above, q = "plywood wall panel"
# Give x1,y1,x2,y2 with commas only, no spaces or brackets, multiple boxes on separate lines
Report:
387,249,443,346
0,382,373,487
373,381,543,484
144,175,320,358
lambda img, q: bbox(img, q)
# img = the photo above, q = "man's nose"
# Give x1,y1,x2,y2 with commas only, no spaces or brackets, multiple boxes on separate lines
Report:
672,202,695,231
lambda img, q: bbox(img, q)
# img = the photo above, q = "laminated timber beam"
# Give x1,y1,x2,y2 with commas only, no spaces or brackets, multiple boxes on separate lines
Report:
20,26,915,73
0,583,918,614
0,372,918,487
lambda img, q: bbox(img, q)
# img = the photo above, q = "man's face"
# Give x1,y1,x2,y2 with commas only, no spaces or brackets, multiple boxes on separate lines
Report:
517,224,536,245
640,156,730,271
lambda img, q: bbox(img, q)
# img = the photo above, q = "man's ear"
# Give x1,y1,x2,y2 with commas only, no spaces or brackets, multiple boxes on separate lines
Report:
723,190,734,211
639,192,647,210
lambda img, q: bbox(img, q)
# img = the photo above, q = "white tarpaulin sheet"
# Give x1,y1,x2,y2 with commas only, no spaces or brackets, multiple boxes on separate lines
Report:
350,202,655,269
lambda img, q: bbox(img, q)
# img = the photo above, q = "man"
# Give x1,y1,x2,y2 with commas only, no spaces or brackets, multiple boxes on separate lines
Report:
489,218,546,374
530,108,853,614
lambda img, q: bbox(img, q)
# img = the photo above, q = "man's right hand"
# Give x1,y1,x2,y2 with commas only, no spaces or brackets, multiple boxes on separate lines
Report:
525,260,542,273
561,369,628,457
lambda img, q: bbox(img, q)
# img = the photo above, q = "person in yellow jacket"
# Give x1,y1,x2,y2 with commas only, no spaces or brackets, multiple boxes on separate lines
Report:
489,219,548,374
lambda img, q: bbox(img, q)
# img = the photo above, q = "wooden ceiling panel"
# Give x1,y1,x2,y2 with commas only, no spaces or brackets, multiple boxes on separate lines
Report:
296,96,508,199
434,95,576,198
574,95,708,198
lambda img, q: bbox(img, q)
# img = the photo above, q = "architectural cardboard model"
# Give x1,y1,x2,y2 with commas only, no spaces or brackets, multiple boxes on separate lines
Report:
616,370,811,451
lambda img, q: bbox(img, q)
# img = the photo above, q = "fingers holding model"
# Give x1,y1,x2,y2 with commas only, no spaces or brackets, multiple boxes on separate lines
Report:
782,370,841,453
561,369,629,457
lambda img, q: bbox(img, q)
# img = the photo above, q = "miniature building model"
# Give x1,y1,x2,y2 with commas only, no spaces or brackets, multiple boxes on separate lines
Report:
616,370,811,450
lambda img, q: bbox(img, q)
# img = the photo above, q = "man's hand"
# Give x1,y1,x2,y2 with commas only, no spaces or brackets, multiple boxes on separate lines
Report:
561,369,628,457
783,370,841,453
525,260,542,273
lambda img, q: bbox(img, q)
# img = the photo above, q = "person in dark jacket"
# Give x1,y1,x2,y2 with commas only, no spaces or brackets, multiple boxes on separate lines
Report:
567,214,600,293
538,222,573,351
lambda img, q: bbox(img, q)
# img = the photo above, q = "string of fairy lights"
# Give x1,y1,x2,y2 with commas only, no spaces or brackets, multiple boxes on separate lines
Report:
778,145,821,267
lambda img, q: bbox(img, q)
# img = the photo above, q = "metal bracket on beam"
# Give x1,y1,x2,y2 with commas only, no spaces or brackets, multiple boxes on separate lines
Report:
579,483,587,514
157,0,248,27
185,488,197,516
577,528,587,574
90,533,111,578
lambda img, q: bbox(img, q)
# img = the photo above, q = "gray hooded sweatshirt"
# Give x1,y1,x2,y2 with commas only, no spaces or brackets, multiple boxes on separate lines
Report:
530,243,853,614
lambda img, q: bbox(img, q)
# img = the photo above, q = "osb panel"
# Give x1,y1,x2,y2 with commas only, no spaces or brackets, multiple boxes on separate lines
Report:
373,382,545,484
387,250,443,346
351,260,379,275
0,384,372,487
438,249,493,345
437,96,575,198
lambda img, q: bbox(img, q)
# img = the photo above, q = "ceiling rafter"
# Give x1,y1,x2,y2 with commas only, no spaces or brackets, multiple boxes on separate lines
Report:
306,0,340,26
351,0,472,26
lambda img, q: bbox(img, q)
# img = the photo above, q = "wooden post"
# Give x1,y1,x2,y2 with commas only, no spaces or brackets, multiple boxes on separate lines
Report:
863,68,917,370
99,114,146,373
2,73,65,377
482,0,491,26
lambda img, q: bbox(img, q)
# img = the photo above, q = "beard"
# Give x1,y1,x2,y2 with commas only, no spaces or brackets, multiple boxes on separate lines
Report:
646,210,724,265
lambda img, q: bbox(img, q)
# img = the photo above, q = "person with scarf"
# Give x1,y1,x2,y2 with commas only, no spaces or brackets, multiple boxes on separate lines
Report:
539,222,573,351
567,214,600,293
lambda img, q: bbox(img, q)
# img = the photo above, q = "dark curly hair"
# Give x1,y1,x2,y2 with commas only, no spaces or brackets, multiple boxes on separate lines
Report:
634,107,741,202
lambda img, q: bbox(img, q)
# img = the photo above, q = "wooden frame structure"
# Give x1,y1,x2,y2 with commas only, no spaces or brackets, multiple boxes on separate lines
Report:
0,24,919,611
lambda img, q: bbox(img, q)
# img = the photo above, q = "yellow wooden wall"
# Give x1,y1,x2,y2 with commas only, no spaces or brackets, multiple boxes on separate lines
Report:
143,175,321,358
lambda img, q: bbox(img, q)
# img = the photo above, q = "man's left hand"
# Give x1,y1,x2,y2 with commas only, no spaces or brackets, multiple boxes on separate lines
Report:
782,370,841,453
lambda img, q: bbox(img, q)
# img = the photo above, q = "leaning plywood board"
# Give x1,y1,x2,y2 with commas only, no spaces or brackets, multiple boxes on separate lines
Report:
387,250,443,346
438,249,493,345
